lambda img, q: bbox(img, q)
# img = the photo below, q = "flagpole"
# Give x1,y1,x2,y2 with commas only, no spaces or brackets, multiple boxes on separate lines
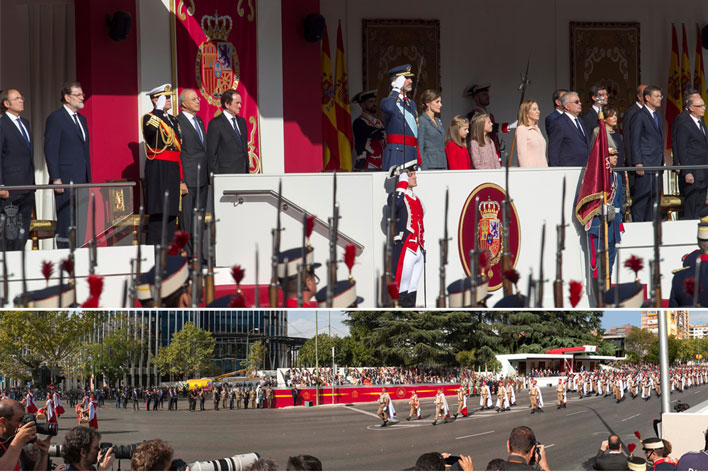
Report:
602,190,610,292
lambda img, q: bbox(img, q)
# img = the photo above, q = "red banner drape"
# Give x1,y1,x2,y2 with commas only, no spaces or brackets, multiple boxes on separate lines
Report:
174,0,261,173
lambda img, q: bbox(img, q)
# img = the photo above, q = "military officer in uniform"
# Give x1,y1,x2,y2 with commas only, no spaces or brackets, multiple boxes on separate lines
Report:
556,379,567,409
381,65,420,171
670,215,708,306
529,381,542,414
141,84,186,245
407,391,421,421
353,90,385,171
377,388,391,427
433,388,448,425
464,83,516,159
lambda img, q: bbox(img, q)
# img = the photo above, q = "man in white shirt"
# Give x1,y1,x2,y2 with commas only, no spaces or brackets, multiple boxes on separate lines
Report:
673,91,708,219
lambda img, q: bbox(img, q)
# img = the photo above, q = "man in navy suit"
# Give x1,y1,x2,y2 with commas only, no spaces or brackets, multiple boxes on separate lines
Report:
673,92,708,219
548,91,591,167
206,89,249,175
630,85,665,222
44,81,91,248
580,85,608,135
0,89,35,250
543,89,567,139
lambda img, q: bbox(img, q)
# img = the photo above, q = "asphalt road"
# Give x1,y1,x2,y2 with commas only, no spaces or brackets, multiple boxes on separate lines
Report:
45,386,708,471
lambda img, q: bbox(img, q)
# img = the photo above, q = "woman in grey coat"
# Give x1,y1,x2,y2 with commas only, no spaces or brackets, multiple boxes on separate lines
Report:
418,89,447,170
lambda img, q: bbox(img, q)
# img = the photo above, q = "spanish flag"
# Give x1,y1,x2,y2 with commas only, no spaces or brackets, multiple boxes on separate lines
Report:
694,24,708,109
334,21,354,171
666,24,682,150
322,24,340,171
681,24,692,98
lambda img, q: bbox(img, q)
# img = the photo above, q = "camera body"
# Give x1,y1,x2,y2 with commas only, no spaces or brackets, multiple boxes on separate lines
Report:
100,442,141,460
21,414,58,441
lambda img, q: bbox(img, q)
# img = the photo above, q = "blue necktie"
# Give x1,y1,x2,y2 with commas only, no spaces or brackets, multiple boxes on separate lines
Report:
574,118,586,141
653,112,660,130
193,116,204,145
232,117,242,146
73,114,84,141
16,118,30,150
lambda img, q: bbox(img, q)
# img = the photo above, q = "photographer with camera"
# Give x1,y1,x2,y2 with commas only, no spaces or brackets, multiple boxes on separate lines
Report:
504,426,550,470
0,399,52,471
60,426,114,471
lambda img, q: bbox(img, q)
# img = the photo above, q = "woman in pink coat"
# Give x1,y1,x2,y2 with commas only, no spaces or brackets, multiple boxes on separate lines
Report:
515,100,548,167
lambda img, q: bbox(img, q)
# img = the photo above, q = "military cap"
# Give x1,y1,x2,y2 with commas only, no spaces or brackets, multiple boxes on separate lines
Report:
277,247,320,280
699,222,708,240
387,64,414,78
493,293,526,308
641,438,664,450
147,84,172,99
206,295,235,308
464,83,491,97
604,282,647,308
136,255,189,302
16,284,76,308
447,277,489,308
315,280,363,308
352,89,378,103
627,456,647,471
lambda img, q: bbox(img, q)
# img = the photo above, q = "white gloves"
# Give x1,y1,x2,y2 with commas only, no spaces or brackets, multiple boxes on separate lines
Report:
398,171,409,184
391,76,407,92
156,95,167,111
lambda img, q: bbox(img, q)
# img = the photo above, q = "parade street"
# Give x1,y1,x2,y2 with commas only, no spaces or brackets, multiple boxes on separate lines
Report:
43,385,708,470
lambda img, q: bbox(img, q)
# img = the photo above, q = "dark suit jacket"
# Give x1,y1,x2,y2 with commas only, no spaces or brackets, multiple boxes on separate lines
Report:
670,110,691,167
0,113,35,194
622,102,643,166
44,107,91,184
593,450,628,471
580,107,600,137
206,112,249,174
630,107,664,167
177,112,209,187
544,109,563,138
673,111,708,182
548,113,591,166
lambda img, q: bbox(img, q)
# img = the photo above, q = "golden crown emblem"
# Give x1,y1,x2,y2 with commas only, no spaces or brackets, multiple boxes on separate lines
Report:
201,11,232,41
479,199,500,219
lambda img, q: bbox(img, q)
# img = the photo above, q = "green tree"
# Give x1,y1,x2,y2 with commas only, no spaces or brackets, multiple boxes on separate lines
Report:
0,311,94,384
625,328,657,361
455,350,476,367
153,322,215,379
89,315,146,386
246,340,266,374
298,334,345,367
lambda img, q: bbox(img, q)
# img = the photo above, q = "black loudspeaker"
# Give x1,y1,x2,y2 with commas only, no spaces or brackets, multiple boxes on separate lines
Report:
304,13,325,42
107,11,132,42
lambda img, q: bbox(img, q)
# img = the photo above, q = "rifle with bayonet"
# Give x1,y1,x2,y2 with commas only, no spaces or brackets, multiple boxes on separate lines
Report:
191,164,203,308
537,223,546,307
436,188,449,308
18,228,28,308
69,183,77,293
553,177,566,307
694,253,702,307
269,180,283,308
128,205,144,307
89,192,97,275
507,57,531,168
502,165,513,296
254,245,260,308
153,190,170,307
297,212,307,308
469,196,480,308
525,268,534,308
651,176,663,308
326,173,339,308
382,177,398,307
205,217,216,305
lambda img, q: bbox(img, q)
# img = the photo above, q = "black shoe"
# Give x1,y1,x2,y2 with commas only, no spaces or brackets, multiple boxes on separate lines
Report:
444,419,447,424
539,409,544,413
454,414,458,418
531,410,535,414
433,420,437,426
406,417,410,421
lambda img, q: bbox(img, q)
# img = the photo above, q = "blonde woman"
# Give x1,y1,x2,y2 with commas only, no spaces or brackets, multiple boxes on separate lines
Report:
469,114,500,169
515,100,548,167
444,116,471,169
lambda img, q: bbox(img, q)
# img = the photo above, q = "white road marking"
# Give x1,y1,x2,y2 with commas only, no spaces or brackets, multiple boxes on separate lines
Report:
566,410,586,416
621,414,641,422
456,430,495,440
344,406,381,419
545,444,556,448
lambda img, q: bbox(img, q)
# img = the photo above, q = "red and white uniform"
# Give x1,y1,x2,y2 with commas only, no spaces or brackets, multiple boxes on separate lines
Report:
53,392,65,415
87,398,98,429
25,392,38,414
390,174,425,296
45,398,57,424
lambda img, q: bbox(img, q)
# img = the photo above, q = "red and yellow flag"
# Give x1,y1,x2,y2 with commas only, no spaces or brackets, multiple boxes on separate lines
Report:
334,21,354,171
681,24,692,99
322,24,339,171
666,24,682,149
575,119,611,228
694,24,708,109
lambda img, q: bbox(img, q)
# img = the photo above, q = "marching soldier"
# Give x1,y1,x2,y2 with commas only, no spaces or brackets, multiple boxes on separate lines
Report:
142,84,185,245
556,380,567,409
407,391,421,421
479,381,491,410
529,381,543,414
352,90,385,171
433,388,449,425
454,386,467,418
381,65,420,171
377,388,392,427
496,382,508,412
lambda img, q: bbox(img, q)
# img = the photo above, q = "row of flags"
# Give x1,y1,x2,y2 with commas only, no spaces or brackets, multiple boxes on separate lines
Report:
321,21,354,171
666,24,707,149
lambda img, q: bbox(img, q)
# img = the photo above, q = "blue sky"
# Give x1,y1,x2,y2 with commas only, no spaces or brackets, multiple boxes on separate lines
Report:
286,311,708,339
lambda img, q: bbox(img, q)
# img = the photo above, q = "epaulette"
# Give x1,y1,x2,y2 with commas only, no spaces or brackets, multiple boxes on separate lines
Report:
146,114,161,128
672,266,691,274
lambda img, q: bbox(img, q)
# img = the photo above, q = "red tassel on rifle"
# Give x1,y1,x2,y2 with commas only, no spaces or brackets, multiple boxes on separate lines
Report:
634,431,642,440
306,215,316,239
628,443,636,455
624,255,644,276
81,275,104,309
503,269,520,285
168,231,190,256
231,265,245,284
41,261,54,283
61,258,74,276
569,280,583,307
387,283,399,301
344,244,356,273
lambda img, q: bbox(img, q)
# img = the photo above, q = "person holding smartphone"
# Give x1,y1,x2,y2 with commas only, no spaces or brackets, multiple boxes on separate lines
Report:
504,426,550,471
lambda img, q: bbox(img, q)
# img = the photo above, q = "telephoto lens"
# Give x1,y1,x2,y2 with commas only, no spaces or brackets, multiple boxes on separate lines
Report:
189,453,261,471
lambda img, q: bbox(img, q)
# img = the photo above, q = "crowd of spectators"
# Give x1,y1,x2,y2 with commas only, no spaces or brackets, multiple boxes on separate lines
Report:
281,367,488,387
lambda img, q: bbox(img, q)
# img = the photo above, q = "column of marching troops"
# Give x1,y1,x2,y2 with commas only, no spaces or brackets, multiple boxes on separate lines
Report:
4,388,100,429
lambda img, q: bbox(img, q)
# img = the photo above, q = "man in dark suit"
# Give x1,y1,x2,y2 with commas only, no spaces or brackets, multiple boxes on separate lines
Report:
543,89,567,139
630,85,665,222
580,85,609,135
44,81,91,248
177,88,208,256
548,91,591,167
207,89,249,174
0,89,35,250
622,84,647,169
593,434,628,470
673,92,708,219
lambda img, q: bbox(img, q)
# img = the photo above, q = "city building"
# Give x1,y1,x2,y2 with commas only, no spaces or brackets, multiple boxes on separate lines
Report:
496,346,622,377
602,324,636,357
641,311,690,339
689,322,708,339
